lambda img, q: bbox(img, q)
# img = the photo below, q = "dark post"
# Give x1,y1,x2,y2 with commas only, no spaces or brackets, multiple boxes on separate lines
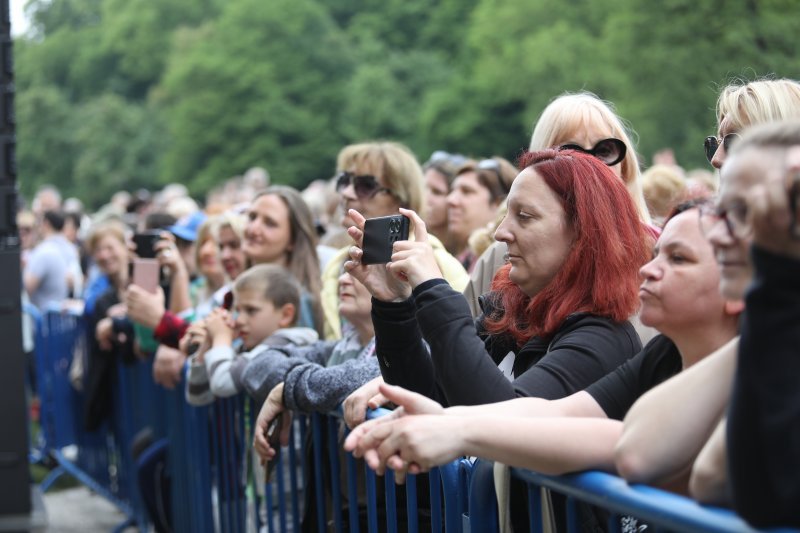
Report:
0,0,32,518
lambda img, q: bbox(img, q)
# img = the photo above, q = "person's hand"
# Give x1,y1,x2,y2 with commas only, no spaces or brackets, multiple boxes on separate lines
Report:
253,383,292,466
152,344,186,389
344,383,445,475
180,321,209,361
95,317,115,351
125,284,165,329
357,414,465,484
344,209,412,302
386,208,443,289
154,232,186,276
343,376,390,429
747,146,800,260
106,302,128,319
205,308,234,346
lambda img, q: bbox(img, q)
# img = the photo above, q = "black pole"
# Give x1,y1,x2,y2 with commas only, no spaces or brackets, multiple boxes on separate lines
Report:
0,0,32,518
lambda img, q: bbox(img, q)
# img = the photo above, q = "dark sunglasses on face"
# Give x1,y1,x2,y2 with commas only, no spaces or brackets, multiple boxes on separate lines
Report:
558,138,627,166
704,133,740,163
335,171,392,199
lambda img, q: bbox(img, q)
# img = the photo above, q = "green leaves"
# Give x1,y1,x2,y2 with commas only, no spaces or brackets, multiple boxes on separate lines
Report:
14,0,800,209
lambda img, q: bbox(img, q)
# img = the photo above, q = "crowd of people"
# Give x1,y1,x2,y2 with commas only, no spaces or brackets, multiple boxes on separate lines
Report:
20,77,800,530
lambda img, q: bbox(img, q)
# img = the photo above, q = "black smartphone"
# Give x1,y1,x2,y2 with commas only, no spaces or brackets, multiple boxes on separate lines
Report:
265,412,284,482
361,214,410,265
132,230,162,259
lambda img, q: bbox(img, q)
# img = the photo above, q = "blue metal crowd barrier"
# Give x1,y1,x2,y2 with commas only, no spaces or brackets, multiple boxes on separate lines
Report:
29,308,148,532
31,307,795,532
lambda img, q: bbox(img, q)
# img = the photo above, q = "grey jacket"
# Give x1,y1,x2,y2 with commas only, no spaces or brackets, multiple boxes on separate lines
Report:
185,327,319,406
240,335,380,412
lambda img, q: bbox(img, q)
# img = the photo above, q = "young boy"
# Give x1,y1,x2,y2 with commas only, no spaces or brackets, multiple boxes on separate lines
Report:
184,264,318,405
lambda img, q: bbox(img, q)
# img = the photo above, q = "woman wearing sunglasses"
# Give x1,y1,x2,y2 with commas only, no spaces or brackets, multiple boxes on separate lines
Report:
463,92,657,326
704,78,800,169
320,141,469,340
345,148,649,413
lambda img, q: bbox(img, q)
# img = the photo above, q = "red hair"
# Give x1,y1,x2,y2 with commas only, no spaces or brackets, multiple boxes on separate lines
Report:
484,149,649,344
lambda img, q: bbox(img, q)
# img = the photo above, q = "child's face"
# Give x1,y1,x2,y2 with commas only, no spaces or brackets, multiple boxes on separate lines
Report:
233,288,286,350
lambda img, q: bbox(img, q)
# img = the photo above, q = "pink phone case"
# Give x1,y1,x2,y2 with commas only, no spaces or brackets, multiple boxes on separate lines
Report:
132,258,160,293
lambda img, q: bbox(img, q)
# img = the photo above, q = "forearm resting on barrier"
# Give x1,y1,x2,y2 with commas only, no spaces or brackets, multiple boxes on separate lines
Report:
615,338,737,485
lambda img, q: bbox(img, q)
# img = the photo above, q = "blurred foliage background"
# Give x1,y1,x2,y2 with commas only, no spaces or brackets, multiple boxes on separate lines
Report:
14,0,800,208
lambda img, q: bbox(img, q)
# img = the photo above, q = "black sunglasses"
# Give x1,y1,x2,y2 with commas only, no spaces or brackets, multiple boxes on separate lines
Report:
704,133,740,163
335,171,392,200
559,138,627,166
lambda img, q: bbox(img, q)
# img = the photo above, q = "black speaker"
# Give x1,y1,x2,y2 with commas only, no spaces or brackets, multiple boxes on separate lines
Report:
0,0,31,517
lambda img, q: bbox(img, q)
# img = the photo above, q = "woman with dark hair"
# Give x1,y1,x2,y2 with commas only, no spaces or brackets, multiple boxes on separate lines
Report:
243,185,324,334
446,156,516,271
345,149,649,407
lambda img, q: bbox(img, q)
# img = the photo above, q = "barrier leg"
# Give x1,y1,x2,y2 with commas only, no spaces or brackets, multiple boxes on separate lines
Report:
311,412,327,533
384,470,397,533
326,416,344,533
405,475,418,533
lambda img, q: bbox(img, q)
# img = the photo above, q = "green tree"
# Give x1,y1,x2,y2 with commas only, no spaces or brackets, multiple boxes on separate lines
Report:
16,85,77,200
157,0,354,193
71,94,166,206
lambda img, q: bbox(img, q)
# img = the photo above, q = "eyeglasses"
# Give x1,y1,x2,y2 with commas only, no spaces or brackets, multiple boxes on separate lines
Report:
703,133,740,163
335,171,393,200
699,201,751,240
558,138,627,166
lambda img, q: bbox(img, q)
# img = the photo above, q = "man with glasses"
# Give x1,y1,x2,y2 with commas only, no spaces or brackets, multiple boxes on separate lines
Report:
716,120,800,528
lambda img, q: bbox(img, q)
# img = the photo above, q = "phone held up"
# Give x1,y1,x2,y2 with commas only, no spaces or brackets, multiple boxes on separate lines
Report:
131,258,160,294
132,230,162,259
361,214,410,265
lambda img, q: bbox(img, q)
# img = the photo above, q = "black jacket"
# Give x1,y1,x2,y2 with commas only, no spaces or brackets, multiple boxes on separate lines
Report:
373,279,641,406
728,247,800,528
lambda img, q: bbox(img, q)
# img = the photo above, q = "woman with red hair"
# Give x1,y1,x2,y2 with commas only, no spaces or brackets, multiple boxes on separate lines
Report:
345,149,649,407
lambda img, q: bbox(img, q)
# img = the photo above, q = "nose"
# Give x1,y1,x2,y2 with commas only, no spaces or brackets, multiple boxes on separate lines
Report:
710,144,726,170
446,189,461,207
493,215,512,243
340,182,358,201
639,256,662,281
338,270,353,286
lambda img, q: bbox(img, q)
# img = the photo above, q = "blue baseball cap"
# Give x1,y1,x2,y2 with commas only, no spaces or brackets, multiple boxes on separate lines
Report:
167,211,207,242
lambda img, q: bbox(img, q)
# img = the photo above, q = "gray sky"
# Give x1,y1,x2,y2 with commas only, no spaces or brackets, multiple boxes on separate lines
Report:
10,0,30,37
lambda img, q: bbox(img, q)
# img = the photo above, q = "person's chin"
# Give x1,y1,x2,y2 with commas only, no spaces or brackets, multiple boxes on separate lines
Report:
719,277,748,302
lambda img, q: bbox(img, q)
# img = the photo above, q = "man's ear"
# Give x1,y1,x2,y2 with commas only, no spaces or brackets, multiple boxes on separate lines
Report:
278,303,297,328
724,299,745,316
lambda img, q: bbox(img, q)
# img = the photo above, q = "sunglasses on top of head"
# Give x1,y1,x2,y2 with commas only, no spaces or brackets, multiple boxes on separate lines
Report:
335,171,393,200
703,133,740,163
558,138,627,166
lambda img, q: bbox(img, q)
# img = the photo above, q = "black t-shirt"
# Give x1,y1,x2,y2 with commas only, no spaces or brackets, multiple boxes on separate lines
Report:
584,334,681,420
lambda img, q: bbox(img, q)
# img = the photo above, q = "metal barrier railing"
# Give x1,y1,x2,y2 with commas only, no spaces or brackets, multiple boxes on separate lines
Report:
30,309,796,533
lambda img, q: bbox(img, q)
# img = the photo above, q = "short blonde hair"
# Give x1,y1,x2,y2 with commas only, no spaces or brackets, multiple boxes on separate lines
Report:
529,92,650,223
336,141,426,217
641,165,687,221
213,211,246,243
716,78,800,133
